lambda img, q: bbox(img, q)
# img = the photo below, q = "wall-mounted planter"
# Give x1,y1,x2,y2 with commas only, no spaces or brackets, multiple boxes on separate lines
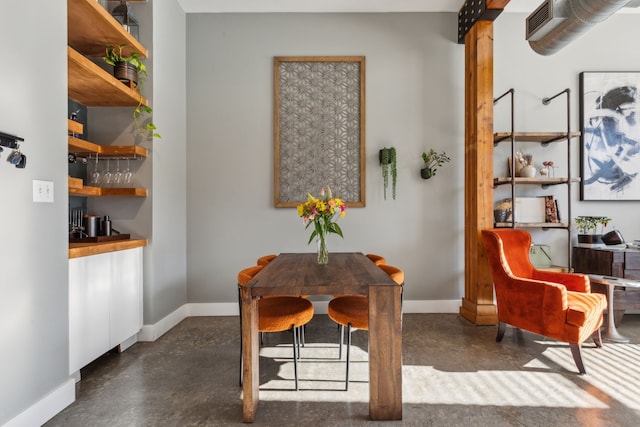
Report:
379,147,397,200
420,168,433,179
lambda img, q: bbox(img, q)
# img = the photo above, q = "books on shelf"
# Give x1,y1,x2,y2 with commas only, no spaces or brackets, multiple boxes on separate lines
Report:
544,195,560,223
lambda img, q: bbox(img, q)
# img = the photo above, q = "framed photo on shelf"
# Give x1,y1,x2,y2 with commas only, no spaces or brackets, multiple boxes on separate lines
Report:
580,71,640,200
273,56,366,208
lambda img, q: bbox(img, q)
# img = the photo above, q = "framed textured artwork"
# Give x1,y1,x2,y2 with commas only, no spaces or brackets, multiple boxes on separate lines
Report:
580,71,640,200
274,56,366,207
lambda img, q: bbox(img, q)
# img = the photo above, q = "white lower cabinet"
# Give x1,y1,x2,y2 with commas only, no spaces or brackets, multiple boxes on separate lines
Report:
69,247,143,375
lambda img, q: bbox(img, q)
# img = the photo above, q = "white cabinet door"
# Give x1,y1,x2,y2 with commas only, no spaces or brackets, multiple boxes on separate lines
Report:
69,247,143,374
69,253,111,374
110,247,143,347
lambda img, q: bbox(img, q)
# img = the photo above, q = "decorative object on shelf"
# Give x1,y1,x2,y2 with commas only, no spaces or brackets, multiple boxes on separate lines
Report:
493,199,512,223
379,147,397,200
575,216,611,244
515,149,535,177
541,160,555,178
104,44,160,139
110,1,139,41
580,72,640,201
274,56,365,208
297,186,347,265
420,149,450,179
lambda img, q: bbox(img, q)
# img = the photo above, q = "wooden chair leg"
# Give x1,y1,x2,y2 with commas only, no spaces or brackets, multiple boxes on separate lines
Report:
592,328,603,348
570,343,587,375
496,321,506,342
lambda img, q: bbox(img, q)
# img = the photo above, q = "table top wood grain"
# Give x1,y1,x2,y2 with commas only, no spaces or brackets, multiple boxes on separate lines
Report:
245,252,397,297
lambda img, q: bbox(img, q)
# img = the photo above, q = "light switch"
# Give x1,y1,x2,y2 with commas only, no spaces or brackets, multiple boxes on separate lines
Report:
33,180,54,203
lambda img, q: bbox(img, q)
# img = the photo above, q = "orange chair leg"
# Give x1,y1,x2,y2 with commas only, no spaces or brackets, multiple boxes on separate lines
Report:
570,343,587,375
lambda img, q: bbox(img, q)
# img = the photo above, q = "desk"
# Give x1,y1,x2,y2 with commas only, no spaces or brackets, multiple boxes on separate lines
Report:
241,252,402,422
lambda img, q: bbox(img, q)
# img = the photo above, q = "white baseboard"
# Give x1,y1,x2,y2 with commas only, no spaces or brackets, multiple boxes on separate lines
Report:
4,378,75,427
137,300,460,342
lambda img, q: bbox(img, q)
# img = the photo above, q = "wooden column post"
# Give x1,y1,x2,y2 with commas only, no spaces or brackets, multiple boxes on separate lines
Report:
459,20,498,325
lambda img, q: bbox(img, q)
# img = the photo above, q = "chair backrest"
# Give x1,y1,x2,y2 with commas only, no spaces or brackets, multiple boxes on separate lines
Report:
366,253,386,266
379,264,404,286
238,265,264,286
481,229,535,280
257,254,277,266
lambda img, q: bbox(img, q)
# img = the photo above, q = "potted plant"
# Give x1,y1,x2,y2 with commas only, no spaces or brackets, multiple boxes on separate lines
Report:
420,149,451,179
104,45,160,139
379,147,397,200
575,216,611,244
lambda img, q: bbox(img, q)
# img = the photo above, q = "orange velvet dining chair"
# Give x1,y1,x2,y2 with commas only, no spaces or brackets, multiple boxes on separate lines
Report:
365,253,386,266
481,229,606,374
237,265,314,390
327,264,404,390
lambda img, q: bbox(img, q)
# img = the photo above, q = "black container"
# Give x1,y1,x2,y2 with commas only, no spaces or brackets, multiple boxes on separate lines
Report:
84,215,99,237
101,215,112,236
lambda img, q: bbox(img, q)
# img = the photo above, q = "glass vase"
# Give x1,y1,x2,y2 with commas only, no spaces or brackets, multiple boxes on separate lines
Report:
317,235,329,265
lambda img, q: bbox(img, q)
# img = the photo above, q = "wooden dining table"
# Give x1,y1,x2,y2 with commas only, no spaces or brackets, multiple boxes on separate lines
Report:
241,252,403,422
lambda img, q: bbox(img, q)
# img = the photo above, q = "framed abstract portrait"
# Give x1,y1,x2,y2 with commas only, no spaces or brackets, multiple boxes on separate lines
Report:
580,71,640,200
273,56,366,208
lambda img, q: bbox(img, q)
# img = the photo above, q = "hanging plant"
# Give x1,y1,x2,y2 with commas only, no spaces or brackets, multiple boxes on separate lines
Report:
104,44,161,139
379,147,397,200
420,149,451,179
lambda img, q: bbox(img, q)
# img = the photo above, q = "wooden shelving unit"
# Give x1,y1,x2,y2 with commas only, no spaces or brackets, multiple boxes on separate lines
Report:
67,0,149,201
493,89,577,269
67,0,147,58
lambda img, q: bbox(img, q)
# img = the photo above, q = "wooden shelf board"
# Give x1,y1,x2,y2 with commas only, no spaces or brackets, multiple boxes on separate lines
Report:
69,238,147,259
68,119,84,136
68,136,147,158
68,0,147,58
494,131,581,144
493,177,580,186
68,46,147,107
69,186,147,197
495,222,568,229
68,176,83,189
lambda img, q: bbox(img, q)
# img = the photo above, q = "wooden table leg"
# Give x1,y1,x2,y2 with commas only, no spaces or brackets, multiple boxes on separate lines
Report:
241,287,259,422
368,284,403,420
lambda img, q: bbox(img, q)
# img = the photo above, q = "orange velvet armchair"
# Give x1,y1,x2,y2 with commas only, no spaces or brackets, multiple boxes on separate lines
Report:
481,229,606,374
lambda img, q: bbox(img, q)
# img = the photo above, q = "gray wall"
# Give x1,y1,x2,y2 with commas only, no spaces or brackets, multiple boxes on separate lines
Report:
186,13,467,304
0,0,69,424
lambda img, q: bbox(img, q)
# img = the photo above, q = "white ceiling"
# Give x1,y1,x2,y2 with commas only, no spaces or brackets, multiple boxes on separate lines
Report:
176,0,545,14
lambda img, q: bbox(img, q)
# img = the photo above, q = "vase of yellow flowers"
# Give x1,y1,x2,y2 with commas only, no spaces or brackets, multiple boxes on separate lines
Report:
297,186,347,265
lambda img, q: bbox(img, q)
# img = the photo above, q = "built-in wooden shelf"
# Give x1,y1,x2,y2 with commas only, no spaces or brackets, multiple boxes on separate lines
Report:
68,47,147,107
68,136,147,158
69,176,83,189
493,131,581,145
69,185,147,197
493,177,581,186
68,0,147,58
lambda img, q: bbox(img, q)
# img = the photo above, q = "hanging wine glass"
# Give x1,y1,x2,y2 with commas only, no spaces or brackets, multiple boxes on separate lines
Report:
91,154,101,185
114,158,123,185
124,157,134,185
103,158,113,185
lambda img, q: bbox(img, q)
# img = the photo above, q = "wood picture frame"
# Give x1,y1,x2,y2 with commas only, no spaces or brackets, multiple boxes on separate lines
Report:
580,71,640,200
274,56,366,207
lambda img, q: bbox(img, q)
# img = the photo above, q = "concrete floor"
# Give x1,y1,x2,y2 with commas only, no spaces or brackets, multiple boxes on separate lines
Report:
46,313,640,426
